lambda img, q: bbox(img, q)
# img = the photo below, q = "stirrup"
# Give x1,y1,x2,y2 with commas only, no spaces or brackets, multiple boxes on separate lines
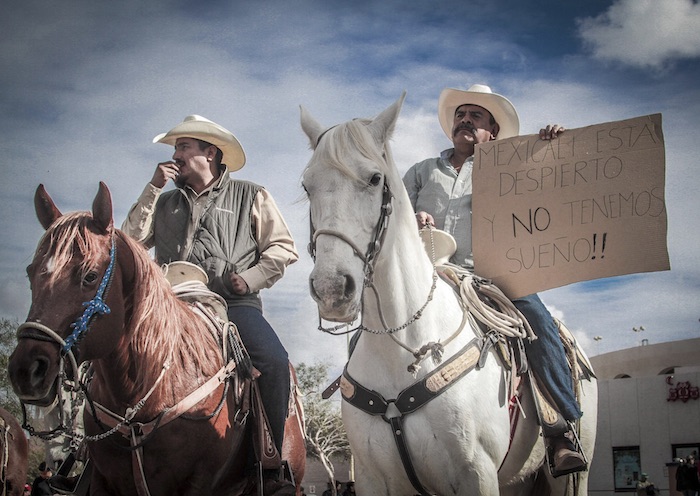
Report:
545,422,588,478
255,461,296,496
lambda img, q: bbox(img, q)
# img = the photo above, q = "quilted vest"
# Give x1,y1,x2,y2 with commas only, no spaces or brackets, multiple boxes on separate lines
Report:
152,172,262,309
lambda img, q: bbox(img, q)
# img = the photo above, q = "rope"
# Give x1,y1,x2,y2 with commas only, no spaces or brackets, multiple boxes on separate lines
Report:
458,274,536,341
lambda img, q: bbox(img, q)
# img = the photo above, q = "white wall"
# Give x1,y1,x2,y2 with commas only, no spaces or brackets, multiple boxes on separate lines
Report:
588,371,700,495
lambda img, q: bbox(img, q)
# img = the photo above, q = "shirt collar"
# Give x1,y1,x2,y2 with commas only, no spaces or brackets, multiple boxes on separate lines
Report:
183,165,228,198
440,148,474,168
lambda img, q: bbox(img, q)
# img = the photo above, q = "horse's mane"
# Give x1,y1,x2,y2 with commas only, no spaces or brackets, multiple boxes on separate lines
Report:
39,212,221,399
116,230,222,394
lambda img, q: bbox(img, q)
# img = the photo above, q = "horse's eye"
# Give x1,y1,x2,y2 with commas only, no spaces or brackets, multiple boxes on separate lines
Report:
83,272,99,285
369,173,382,186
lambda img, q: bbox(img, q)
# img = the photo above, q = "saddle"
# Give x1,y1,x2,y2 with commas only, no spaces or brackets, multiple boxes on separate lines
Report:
167,271,284,473
441,265,595,478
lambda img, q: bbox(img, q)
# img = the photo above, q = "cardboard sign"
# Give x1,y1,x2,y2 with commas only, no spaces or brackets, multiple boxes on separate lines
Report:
472,114,669,299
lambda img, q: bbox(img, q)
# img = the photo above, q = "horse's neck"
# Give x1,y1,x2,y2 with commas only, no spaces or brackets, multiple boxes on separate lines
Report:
90,305,213,415
355,220,471,379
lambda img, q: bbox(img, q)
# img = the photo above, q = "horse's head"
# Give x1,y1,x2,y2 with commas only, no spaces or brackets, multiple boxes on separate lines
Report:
8,182,130,406
300,93,409,322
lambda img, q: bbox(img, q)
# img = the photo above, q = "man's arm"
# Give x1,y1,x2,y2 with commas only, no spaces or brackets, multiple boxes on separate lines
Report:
403,163,435,228
234,189,298,294
121,161,181,246
120,183,161,248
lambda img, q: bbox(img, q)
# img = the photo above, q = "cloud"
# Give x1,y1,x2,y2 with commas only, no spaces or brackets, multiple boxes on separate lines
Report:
577,0,700,69
1,0,699,370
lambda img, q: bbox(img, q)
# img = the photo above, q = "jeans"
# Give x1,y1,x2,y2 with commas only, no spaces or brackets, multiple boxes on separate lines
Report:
512,294,583,421
227,306,290,455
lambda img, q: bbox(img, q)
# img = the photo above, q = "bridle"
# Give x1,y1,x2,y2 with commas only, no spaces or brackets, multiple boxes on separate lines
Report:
309,182,393,292
14,235,117,446
307,154,439,341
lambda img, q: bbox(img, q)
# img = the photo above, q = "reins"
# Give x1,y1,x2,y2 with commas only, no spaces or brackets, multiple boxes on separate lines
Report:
310,182,441,341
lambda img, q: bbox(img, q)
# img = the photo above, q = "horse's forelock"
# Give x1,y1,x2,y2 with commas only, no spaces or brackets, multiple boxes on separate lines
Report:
309,118,393,182
39,212,110,289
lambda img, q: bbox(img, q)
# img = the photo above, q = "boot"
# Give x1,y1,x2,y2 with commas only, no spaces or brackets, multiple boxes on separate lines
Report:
261,469,296,496
547,430,587,478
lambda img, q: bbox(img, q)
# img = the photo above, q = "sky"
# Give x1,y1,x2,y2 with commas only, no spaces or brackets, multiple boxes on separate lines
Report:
1,0,699,381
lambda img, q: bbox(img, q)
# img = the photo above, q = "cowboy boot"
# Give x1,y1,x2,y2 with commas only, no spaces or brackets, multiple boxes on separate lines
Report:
261,469,297,496
546,429,587,478
529,371,587,477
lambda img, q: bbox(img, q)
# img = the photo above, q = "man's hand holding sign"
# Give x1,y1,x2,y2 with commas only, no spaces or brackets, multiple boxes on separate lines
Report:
473,114,669,299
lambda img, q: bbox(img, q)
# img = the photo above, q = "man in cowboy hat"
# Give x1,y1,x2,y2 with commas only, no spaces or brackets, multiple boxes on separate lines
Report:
122,115,298,494
403,84,586,477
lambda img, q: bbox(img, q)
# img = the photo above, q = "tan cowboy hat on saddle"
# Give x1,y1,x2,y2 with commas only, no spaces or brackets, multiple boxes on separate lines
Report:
162,261,209,287
153,114,247,172
419,227,457,266
437,83,520,141
162,261,228,321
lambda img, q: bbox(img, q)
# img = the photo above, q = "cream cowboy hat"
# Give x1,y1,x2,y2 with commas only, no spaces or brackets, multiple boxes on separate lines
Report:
162,261,209,287
419,227,457,265
438,84,520,141
153,115,247,172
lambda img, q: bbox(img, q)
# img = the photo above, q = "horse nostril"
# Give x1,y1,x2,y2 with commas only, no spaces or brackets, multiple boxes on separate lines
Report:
309,277,319,301
343,274,356,299
29,356,50,389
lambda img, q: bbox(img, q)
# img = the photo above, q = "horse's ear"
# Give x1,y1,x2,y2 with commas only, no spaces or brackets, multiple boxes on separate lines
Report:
92,182,114,234
368,91,406,144
300,105,325,150
34,184,63,230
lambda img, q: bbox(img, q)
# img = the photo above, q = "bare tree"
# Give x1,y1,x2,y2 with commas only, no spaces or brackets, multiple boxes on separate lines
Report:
296,362,350,495
0,318,21,417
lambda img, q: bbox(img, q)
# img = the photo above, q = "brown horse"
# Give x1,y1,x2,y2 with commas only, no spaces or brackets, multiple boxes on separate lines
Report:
8,183,305,495
0,406,28,496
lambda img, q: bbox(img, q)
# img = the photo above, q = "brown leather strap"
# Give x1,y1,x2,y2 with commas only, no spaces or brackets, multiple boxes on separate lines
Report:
93,359,238,440
131,429,151,496
340,337,484,495
321,375,341,399
251,381,281,470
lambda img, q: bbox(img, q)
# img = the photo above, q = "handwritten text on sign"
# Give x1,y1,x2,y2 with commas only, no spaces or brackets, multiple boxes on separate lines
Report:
472,114,669,299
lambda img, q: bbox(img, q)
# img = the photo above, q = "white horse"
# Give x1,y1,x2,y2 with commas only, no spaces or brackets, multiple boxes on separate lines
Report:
300,94,597,496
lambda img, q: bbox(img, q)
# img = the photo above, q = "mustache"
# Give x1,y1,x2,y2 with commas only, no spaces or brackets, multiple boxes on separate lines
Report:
454,123,476,136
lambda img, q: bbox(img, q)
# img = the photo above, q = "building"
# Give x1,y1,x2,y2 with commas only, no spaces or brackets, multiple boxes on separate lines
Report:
298,338,700,494
588,338,700,495
301,456,352,495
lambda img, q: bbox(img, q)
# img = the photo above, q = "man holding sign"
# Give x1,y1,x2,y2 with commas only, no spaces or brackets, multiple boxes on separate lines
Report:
403,84,586,476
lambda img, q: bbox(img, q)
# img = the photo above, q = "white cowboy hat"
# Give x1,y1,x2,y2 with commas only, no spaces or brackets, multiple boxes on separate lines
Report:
419,227,457,265
153,115,247,172
438,84,520,141
162,261,209,287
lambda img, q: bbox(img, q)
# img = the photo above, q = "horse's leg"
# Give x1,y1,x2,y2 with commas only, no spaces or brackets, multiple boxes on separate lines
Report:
353,458,390,496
